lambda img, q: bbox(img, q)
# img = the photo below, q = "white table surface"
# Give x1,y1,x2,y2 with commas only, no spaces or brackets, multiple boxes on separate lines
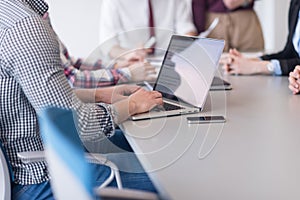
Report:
121,75,300,200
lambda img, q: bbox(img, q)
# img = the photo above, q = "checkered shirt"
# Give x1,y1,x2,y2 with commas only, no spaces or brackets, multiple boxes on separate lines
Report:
0,0,115,185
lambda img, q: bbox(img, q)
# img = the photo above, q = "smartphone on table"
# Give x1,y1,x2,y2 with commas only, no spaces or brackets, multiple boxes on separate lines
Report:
187,116,226,124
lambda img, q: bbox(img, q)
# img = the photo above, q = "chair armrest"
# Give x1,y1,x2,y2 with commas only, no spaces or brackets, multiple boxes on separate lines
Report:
85,153,108,165
17,151,122,189
95,187,159,200
17,151,108,164
17,151,45,164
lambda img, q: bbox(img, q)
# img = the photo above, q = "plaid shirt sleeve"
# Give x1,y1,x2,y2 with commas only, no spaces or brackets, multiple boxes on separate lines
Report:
64,64,131,88
59,38,131,88
59,38,105,71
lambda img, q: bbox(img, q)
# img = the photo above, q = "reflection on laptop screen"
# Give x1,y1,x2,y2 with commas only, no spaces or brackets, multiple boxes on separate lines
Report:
153,35,224,108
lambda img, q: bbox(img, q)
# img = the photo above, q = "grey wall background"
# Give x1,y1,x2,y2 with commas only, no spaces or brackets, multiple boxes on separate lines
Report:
47,0,290,58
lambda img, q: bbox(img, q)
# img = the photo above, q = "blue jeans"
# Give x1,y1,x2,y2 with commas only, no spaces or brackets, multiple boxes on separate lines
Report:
12,165,157,199
108,129,133,152
83,129,133,154
92,164,157,193
12,181,54,200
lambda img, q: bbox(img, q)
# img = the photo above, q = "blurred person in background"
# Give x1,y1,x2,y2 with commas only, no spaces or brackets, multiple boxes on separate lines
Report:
222,0,300,76
99,0,197,61
192,0,264,52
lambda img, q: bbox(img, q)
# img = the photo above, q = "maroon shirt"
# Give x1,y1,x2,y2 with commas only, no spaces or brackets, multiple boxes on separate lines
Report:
192,0,254,33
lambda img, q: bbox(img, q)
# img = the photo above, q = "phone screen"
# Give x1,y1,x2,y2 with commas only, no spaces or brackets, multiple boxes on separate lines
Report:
200,116,224,121
187,116,225,123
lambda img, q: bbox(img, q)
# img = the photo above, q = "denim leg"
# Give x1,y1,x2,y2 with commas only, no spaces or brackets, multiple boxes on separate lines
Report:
108,129,133,152
91,163,112,188
91,130,157,193
12,163,157,200
12,181,54,200
83,129,133,154
92,163,158,194
109,171,158,193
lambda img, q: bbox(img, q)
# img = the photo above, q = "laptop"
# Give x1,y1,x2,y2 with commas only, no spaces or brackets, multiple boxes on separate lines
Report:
132,35,225,121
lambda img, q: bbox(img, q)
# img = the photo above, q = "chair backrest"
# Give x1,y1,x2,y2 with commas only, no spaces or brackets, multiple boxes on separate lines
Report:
39,107,95,200
39,107,159,200
0,142,13,200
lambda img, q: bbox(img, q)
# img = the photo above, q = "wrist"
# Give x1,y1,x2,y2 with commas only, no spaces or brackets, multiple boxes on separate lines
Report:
95,89,104,102
111,98,131,124
260,61,273,75
118,68,132,81
128,98,137,116
95,88,112,103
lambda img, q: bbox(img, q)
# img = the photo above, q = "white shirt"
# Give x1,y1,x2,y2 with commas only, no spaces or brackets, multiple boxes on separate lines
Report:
98,0,196,54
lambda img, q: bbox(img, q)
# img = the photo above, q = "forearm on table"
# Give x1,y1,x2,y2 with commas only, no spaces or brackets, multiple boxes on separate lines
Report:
110,98,135,124
74,89,98,103
255,60,272,75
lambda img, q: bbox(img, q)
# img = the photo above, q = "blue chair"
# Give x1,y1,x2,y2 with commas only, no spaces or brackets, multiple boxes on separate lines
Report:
35,107,158,200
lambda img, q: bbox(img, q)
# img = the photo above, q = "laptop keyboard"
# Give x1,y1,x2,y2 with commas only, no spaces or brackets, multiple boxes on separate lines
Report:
153,102,184,112
164,102,183,111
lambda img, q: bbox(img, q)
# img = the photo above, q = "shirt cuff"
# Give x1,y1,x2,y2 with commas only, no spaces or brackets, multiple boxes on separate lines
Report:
106,104,121,127
270,60,282,76
117,68,132,81
97,103,116,137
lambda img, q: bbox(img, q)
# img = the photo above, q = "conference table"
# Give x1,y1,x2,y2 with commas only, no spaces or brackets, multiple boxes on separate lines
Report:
120,74,300,200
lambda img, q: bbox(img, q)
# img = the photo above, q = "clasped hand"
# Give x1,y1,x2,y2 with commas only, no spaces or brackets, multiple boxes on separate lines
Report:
289,65,300,95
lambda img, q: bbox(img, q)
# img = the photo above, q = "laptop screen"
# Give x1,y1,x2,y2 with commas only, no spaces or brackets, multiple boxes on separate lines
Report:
153,35,224,108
